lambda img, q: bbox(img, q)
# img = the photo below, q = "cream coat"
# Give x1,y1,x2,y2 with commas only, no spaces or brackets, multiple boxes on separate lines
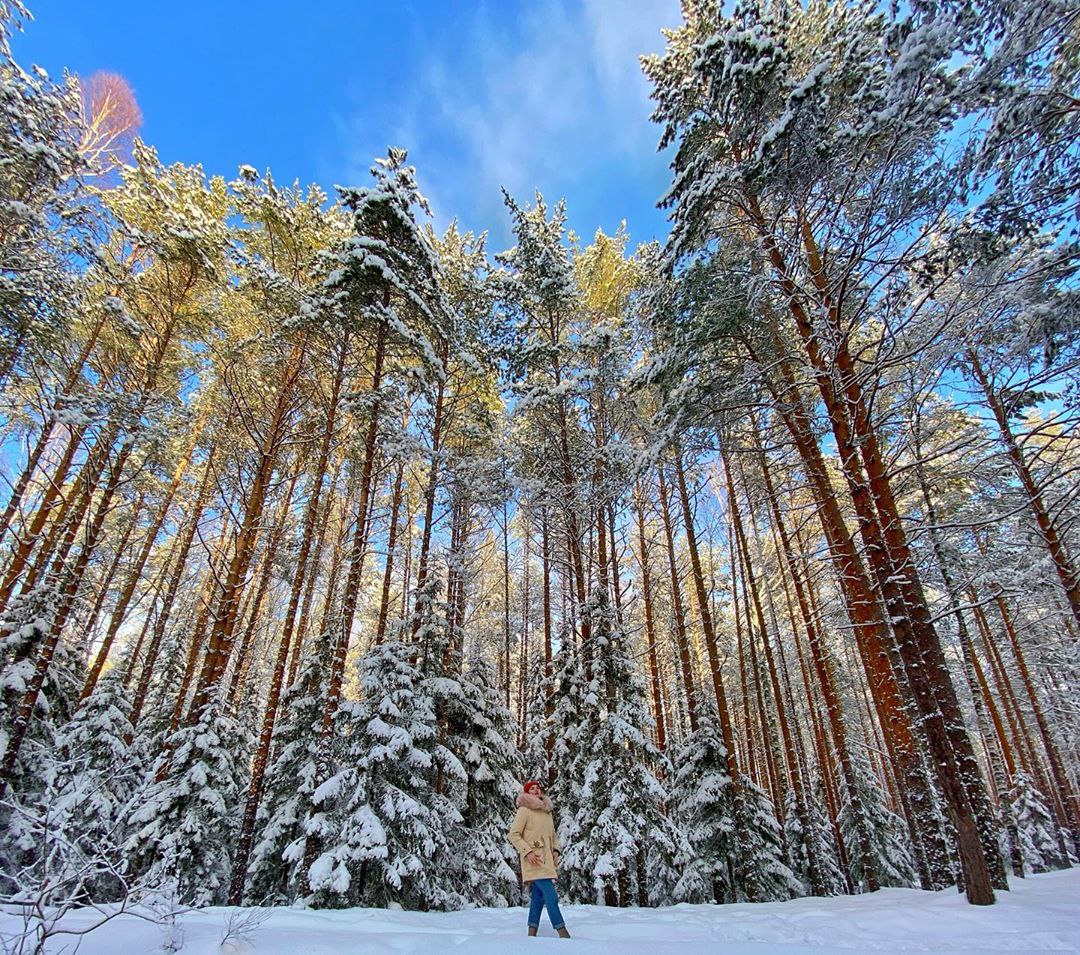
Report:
507,791,560,882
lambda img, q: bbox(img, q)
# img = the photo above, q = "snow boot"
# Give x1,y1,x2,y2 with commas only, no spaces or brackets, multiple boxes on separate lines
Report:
557,927,571,938
528,926,538,937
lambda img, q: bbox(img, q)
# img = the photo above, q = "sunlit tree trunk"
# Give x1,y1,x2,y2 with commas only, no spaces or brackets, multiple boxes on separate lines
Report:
227,347,342,900
757,435,878,890
657,466,698,734
81,430,203,700
189,338,306,718
226,471,299,709
673,453,736,768
0,306,110,545
501,500,512,707
541,507,554,766
967,351,1080,627
634,481,666,752
165,523,231,739
725,448,823,895
374,454,405,647
754,339,948,888
130,455,216,730
75,493,144,654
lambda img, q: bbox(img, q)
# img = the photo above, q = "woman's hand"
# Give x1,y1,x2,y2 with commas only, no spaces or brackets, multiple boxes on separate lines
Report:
525,851,542,867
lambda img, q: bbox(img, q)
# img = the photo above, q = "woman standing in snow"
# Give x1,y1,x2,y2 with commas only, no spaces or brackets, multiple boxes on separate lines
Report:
508,780,570,938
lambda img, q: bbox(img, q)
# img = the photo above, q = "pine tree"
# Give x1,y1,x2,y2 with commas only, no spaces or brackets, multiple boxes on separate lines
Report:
0,3,83,382
644,0,1009,904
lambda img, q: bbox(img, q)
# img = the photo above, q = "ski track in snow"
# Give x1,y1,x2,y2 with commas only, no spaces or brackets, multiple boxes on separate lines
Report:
2,869,1078,954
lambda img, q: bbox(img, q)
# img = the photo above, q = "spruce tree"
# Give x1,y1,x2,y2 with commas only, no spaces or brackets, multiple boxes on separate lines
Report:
839,753,919,891
45,673,142,900
670,713,736,903
246,628,331,904
123,700,248,906
0,579,83,796
307,619,454,909
784,778,846,897
556,588,689,906
732,776,802,903
1007,772,1070,875
439,654,522,908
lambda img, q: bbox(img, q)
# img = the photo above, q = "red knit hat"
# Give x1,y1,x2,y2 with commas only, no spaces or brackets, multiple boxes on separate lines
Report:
523,780,542,794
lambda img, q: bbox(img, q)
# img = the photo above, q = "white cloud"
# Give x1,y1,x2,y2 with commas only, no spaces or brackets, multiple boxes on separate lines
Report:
334,0,679,245
584,0,676,104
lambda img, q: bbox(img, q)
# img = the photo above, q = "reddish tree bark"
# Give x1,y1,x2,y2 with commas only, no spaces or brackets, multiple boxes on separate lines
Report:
81,431,203,700
129,455,216,730
754,430,878,889
189,338,306,719
725,449,824,894
657,466,699,734
673,454,737,774
633,481,667,752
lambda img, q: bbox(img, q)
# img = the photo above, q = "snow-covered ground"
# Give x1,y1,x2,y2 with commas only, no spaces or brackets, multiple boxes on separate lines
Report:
3,869,1078,954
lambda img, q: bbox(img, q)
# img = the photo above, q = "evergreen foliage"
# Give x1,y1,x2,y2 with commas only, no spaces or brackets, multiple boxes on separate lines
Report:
784,778,847,897
123,701,248,906
0,0,1078,922
839,755,920,891
553,589,691,906
246,631,331,904
306,631,455,910
1007,772,1070,875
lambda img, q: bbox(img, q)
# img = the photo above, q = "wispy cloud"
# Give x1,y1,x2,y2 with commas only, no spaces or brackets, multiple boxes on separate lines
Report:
333,0,679,246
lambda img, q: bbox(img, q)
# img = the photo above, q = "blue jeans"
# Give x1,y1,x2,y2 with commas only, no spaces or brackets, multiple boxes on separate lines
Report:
527,878,565,930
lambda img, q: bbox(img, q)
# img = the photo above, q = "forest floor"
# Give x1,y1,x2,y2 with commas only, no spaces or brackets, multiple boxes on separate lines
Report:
2,868,1077,954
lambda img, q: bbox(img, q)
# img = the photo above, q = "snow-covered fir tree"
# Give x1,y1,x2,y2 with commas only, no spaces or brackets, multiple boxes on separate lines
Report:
554,588,691,906
438,653,522,907
245,628,331,904
1007,772,1070,875
0,579,83,798
839,753,920,891
306,598,456,910
670,713,736,903
731,776,803,903
124,699,249,906
784,777,847,897
671,707,801,904
37,672,144,900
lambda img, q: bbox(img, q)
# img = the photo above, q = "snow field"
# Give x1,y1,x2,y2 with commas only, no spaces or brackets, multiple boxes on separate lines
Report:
2,867,1078,954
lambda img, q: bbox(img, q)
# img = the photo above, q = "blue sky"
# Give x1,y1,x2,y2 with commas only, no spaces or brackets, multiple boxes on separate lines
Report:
13,0,679,250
